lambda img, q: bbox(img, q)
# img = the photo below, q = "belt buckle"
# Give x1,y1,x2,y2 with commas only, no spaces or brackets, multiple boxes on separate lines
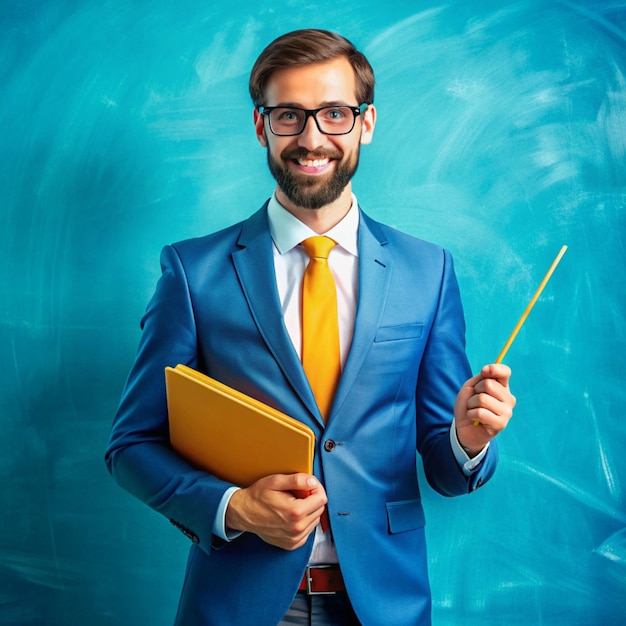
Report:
306,564,338,596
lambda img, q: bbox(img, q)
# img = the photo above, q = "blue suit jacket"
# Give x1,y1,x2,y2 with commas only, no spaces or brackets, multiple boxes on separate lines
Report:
105,203,498,625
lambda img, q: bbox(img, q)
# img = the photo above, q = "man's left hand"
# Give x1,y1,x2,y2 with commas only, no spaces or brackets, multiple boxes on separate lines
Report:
454,363,516,456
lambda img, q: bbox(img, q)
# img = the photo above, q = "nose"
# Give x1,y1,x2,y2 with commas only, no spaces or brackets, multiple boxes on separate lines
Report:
297,114,327,151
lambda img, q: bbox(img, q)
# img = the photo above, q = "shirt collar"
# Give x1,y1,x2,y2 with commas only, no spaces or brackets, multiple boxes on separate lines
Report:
267,193,360,257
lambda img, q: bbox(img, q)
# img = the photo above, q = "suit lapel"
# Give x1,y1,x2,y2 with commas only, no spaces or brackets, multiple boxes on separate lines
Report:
232,205,320,422
231,205,391,427
330,212,391,419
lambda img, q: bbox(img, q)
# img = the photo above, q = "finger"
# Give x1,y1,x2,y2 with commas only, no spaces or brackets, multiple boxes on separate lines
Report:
280,500,325,530
466,397,511,423
475,377,517,414
465,408,511,434
260,520,318,551
289,481,328,509
261,474,323,504
466,397,514,430
467,382,514,418
266,500,326,549
269,473,324,496
281,478,328,520
480,363,512,385
473,377,512,402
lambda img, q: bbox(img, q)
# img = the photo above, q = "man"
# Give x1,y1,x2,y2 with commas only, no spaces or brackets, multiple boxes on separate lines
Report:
106,29,515,625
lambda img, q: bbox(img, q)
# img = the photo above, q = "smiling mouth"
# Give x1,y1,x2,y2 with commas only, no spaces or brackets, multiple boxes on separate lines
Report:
295,157,330,168
282,148,342,171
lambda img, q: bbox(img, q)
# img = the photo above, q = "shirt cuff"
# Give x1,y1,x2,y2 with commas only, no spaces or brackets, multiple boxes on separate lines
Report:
212,486,244,541
450,419,489,475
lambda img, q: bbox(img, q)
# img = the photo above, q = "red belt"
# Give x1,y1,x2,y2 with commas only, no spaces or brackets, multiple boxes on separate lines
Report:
299,565,346,595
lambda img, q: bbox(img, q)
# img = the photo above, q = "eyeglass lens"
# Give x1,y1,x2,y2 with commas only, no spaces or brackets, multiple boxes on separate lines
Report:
268,106,358,136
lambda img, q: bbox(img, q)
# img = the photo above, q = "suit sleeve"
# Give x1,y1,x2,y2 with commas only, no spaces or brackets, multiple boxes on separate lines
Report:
105,244,233,554
415,248,498,496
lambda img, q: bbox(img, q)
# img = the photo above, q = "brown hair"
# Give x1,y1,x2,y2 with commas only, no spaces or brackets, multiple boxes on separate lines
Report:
249,29,375,107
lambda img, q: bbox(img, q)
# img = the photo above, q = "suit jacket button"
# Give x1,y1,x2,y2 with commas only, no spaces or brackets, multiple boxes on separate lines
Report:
324,440,336,452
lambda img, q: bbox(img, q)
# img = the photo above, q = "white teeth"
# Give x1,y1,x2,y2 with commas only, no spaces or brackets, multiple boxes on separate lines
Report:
297,158,329,167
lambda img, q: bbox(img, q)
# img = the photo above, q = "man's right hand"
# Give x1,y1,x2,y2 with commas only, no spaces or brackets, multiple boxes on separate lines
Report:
225,473,327,550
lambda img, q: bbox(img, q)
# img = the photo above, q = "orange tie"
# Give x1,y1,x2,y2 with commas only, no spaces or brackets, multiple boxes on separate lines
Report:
301,236,341,422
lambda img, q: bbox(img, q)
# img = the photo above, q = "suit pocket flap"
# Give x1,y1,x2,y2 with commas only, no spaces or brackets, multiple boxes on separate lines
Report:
386,499,425,534
374,323,423,342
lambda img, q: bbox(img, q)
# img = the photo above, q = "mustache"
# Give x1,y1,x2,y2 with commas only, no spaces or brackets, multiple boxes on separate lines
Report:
280,147,344,161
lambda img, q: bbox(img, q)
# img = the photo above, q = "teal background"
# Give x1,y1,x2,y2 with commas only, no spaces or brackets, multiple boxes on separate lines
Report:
2,1,625,624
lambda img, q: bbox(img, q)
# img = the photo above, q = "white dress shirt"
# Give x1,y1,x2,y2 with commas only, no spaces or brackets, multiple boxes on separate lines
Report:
212,193,487,560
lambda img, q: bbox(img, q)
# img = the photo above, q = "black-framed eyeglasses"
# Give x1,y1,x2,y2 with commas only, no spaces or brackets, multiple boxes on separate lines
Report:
257,103,369,136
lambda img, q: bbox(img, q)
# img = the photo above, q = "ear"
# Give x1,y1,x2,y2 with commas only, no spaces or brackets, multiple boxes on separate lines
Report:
360,104,377,145
253,109,268,147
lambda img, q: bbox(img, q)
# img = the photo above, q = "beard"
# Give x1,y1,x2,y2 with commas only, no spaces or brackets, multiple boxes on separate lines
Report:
267,146,360,210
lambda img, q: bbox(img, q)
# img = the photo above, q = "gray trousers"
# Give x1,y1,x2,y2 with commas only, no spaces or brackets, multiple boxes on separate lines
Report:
278,593,360,625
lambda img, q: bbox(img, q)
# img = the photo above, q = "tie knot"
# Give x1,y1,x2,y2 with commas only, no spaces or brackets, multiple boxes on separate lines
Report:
301,236,337,261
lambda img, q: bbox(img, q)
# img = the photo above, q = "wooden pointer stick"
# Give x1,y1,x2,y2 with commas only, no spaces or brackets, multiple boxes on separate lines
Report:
473,245,568,426
495,245,568,363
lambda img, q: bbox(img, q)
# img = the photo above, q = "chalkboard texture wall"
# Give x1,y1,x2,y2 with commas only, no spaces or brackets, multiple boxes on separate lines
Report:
1,1,625,624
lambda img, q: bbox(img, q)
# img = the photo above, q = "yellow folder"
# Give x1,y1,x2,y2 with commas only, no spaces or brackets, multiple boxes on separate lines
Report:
165,364,315,486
